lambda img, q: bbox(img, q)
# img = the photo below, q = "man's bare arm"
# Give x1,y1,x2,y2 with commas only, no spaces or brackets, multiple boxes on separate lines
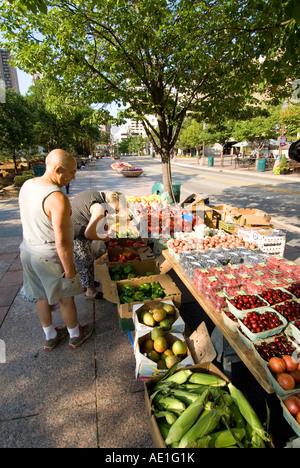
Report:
44,191,76,278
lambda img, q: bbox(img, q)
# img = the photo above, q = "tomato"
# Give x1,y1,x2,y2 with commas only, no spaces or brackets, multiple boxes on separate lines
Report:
269,357,287,374
285,396,300,415
277,373,296,391
283,355,298,372
289,369,300,384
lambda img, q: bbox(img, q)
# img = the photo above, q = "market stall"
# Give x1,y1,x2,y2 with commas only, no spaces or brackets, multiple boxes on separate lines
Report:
94,193,300,448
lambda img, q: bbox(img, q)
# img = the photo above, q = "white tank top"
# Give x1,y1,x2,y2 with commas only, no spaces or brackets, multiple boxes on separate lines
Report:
19,179,74,263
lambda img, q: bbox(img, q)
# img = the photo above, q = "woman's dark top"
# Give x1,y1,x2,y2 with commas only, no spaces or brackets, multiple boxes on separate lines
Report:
71,190,106,238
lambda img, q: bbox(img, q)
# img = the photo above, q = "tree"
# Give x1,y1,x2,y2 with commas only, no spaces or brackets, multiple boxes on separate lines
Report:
0,89,34,171
25,82,102,155
128,135,146,156
280,103,300,139
232,105,281,155
1,0,299,198
178,119,204,156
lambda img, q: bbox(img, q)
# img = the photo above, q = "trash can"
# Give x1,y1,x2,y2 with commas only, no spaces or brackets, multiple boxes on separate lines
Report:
33,164,46,177
257,158,266,172
208,157,214,167
152,181,182,203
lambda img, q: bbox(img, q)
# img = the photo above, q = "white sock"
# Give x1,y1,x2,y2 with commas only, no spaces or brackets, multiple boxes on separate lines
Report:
68,324,80,339
43,325,57,341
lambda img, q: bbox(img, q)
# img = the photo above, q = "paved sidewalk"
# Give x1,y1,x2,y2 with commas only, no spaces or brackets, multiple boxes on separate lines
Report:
0,158,297,448
0,165,153,448
171,156,300,182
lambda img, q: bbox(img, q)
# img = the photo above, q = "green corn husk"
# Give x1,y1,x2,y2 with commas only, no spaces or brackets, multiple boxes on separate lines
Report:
163,369,193,385
187,428,246,448
154,395,186,414
171,389,201,406
157,421,170,440
179,405,227,448
164,389,210,446
189,373,227,387
155,410,178,426
165,412,178,425
247,425,266,448
228,383,270,443
229,402,247,430
179,384,222,399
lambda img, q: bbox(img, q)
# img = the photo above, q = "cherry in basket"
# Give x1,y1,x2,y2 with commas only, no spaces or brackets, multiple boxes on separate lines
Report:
260,288,292,305
229,294,267,311
242,310,283,334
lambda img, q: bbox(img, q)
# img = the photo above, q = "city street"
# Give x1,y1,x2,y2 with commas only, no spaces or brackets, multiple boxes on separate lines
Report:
70,157,300,262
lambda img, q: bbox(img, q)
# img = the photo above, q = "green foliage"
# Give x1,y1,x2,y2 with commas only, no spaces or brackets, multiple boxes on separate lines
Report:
6,0,47,14
13,171,34,187
0,89,34,160
280,103,300,139
232,105,281,149
0,0,299,192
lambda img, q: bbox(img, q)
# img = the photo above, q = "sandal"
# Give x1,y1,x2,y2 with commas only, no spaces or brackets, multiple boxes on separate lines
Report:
84,291,103,301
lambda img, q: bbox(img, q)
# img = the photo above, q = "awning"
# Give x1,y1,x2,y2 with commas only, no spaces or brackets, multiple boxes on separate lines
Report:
232,141,249,147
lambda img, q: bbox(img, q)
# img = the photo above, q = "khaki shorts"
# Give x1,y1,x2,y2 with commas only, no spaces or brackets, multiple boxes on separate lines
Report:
20,250,84,305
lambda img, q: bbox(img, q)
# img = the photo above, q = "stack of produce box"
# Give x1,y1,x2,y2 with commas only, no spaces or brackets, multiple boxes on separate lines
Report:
96,238,183,335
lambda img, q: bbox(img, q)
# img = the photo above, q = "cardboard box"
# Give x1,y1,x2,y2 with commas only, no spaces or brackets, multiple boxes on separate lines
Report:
133,300,185,335
136,322,216,381
144,361,228,448
95,258,160,283
235,209,271,227
105,238,147,248
108,246,155,262
95,246,154,265
218,220,236,233
212,205,271,228
135,332,195,381
100,274,182,331
238,228,286,255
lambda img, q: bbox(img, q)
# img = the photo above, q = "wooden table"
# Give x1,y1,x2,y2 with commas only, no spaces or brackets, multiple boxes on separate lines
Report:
162,249,274,394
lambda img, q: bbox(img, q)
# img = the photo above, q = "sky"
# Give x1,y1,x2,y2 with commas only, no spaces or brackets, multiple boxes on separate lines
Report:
16,68,121,117
17,69,32,95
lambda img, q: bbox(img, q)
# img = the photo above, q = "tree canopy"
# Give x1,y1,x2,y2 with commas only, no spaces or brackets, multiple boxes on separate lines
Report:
1,0,299,196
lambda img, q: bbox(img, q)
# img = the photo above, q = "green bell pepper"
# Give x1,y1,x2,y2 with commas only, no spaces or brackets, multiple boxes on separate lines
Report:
146,271,155,277
151,282,162,291
110,266,123,275
111,273,122,281
123,264,135,276
120,294,135,304
138,283,152,293
133,291,145,302
121,284,135,297
127,273,136,279
151,289,165,300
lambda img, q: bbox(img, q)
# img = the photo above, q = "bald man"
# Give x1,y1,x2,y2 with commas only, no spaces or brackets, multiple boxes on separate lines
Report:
19,149,94,351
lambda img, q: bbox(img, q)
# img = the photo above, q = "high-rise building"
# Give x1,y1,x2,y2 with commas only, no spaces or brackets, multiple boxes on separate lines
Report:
0,49,20,92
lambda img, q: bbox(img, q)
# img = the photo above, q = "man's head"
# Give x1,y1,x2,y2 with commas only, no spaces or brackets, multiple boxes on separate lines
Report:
45,149,77,188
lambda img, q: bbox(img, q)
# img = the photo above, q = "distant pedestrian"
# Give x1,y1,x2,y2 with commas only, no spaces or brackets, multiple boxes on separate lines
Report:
19,149,94,351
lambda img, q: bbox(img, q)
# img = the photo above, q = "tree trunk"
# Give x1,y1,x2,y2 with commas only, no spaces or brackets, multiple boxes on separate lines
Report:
220,146,224,167
161,148,175,203
13,149,18,174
